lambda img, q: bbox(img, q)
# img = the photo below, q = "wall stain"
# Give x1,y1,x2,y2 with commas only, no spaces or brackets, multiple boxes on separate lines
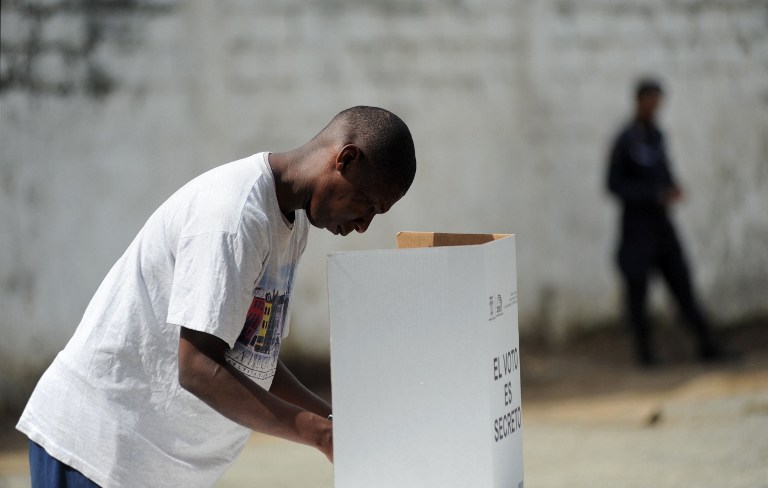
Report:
0,0,175,97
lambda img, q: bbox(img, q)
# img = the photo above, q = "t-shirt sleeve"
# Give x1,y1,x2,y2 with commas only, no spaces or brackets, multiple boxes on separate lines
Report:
166,231,263,348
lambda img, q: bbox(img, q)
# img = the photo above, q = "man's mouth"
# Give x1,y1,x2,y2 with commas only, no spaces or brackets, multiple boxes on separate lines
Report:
334,224,352,236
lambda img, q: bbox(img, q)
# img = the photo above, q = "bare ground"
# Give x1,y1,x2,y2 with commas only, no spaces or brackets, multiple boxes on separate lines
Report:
2,322,767,488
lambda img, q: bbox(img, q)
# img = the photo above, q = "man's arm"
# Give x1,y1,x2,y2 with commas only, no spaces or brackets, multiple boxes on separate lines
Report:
270,359,332,419
657,136,684,205
177,327,333,461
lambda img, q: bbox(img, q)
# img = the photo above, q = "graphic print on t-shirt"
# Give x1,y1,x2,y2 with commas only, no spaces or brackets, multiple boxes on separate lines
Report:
224,262,297,386
236,288,287,355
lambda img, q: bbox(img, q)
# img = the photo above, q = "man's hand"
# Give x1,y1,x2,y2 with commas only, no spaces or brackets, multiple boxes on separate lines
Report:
322,428,333,462
177,327,334,462
662,185,683,205
313,416,333,462
270,358,333,461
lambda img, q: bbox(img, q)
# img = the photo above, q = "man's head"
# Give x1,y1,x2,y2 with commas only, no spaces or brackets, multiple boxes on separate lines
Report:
306,106,417,236
635,77,664,123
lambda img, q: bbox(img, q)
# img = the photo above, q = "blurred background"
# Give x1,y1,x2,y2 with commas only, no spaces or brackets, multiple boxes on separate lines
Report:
1,0,767,485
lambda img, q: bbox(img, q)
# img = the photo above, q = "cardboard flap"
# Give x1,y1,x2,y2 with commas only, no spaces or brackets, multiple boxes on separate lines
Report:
396,231,511,249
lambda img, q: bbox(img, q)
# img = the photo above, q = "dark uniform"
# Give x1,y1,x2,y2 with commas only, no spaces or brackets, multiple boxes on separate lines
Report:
607,120,716,364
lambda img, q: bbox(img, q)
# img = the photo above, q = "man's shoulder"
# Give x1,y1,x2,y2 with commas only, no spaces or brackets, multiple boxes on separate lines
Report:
195,153,265,186
165,153,271,237
610,123,634,152
188,153,270,201
615,121,636,140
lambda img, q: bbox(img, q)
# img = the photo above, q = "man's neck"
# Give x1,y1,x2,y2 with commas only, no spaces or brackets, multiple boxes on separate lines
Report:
634,115,655,127
268,151,311,219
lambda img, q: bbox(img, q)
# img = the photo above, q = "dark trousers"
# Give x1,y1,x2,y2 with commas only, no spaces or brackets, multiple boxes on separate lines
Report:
29,440,100,488
617,213,715,363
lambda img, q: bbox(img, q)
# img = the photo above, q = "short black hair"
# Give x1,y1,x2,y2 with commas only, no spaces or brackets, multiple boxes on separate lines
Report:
636,77,664,100
326,106,417,195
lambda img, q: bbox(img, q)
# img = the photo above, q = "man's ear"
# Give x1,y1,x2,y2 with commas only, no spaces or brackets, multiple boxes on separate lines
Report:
336,144,363,173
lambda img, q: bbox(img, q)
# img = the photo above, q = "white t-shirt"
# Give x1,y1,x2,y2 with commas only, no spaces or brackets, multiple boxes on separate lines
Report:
17,153,308,487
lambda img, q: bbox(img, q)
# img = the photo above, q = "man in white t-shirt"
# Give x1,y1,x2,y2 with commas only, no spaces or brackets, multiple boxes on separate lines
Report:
17,106,417,488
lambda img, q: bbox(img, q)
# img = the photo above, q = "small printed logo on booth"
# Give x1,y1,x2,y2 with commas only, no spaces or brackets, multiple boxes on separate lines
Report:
489,293,505,321
506,291,518,308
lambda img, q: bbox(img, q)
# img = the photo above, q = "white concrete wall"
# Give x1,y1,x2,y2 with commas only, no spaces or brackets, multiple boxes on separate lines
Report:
2,0,767,408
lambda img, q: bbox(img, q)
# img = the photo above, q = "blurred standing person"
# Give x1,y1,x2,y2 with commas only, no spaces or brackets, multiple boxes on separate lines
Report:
606,78,722,367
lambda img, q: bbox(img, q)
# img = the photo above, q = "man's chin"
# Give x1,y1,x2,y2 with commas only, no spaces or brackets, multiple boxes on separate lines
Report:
307,215,341,235
306,219,340,236
305,212,328,232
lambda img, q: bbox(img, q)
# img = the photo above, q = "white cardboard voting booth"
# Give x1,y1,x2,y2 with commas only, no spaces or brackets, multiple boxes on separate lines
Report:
328,232,523,488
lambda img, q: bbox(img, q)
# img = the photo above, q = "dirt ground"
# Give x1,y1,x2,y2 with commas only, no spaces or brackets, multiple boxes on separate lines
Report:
2,322,767,488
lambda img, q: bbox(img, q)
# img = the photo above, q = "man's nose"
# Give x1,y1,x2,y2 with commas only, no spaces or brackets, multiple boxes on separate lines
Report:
354,214,374,233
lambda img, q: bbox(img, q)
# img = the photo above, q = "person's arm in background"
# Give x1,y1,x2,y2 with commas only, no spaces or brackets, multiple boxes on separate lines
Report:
656,133,684,205
177,327,333,462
